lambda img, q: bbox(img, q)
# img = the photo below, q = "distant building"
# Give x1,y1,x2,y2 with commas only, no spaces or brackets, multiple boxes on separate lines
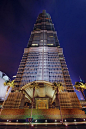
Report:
0,71,10,102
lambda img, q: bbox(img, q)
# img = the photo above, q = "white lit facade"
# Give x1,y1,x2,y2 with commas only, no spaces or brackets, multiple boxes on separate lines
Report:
14,10,74,92
0,71,10,101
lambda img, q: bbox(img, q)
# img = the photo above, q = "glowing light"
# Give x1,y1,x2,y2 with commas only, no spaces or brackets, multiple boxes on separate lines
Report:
55,119,57,122
32,44,38,46
13,75,16,78
65,119,66,122
16,120,18,122
45,120,47,122
47,44,53,45
49,36,53,37
35,120,37,122
74,119,76,122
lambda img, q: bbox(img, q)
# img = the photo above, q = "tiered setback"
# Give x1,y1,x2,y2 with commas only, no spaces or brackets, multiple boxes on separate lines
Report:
4,92,24,109
14,9,74,92
59,92,82,108
14,46,74,92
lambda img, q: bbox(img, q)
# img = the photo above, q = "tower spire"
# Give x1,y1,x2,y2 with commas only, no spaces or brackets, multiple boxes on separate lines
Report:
42,10,46,13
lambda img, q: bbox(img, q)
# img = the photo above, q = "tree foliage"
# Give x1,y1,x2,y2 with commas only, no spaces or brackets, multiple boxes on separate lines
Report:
53,82,64,92
74,82,86,91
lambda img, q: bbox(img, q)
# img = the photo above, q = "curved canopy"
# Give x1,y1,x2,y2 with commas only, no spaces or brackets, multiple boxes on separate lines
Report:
21,80,55,99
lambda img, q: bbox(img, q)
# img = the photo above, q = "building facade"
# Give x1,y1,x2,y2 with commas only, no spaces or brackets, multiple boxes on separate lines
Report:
3,10,83,111
14,10,74,92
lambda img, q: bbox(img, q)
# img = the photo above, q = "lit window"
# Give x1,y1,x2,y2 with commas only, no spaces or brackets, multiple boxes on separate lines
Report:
47,44,53,45
32,44,38,46
49,36,53,37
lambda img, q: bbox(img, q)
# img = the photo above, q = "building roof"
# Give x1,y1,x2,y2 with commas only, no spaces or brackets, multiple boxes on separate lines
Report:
27,10,60,48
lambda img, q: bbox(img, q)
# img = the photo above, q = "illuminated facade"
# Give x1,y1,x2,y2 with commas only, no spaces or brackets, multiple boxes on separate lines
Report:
0,71,11,101
14,10,74,92
3,10,83,111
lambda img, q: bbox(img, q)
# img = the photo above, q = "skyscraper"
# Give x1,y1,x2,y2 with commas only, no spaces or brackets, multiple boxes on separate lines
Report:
2,10,86,122
14,10,74,92
3,10,83,112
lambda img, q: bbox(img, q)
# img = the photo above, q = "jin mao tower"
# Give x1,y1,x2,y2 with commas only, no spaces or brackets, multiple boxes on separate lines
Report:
2,11,85,121
14,10,74,92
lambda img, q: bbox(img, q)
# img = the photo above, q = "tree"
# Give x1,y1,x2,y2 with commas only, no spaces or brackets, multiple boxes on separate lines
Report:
0,80,14,115
53,82,64,92
74,81,86,101
53,82,64,124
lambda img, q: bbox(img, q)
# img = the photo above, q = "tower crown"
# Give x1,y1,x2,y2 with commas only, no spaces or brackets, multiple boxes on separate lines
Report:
33,10,55,31
27,10,60,47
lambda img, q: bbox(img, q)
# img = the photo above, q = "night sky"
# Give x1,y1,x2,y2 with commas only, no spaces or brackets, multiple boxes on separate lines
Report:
0,0,86,85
